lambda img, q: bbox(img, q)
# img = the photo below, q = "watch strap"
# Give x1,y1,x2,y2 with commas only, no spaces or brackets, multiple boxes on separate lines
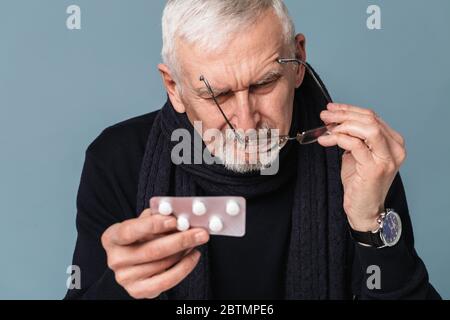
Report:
349,228,385,248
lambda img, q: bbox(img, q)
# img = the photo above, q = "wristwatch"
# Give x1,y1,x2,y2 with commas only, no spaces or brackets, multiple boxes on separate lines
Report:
350,208,402,248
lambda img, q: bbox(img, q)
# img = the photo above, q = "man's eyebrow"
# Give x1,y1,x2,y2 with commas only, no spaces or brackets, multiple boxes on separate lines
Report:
194,69,283,96
252,70,283,85
194,82,228,97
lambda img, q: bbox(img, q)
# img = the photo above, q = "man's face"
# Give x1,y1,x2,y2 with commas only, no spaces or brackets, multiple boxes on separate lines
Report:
161,9,306,171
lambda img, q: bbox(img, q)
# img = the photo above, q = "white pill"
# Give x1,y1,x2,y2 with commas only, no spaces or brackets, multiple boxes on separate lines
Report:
209,216,223,233
192,200,207,216
158,201,173,216
177,215,190,232
226,200,240,216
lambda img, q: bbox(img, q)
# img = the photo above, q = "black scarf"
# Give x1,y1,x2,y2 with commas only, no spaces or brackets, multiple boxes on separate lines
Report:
136,66,350,299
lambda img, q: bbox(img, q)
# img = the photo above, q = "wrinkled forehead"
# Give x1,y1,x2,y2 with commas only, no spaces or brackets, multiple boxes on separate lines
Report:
176,10,290,88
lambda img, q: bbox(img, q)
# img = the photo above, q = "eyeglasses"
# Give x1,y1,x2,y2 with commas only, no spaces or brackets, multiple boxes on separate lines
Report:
199,58,336,147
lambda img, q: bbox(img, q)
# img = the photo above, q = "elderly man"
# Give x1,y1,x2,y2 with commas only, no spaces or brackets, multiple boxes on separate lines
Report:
65,0,440,300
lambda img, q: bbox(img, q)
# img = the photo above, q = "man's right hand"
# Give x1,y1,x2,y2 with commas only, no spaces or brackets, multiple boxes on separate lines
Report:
101,208,210,299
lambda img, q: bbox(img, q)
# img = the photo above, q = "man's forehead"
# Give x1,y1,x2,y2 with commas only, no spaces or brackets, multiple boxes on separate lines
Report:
175,22,288,94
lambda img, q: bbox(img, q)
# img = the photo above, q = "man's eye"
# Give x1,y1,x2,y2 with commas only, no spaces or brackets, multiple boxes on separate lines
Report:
203,91,231,104
211,91,231,100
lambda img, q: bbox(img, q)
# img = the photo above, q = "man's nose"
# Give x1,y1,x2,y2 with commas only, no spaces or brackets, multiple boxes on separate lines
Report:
231,90,260,132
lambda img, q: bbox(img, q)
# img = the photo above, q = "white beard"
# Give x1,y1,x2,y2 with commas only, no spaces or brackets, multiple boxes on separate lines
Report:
209,125,282,173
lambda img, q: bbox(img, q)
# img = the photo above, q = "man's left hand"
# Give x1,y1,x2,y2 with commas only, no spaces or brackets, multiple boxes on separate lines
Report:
318,103,407,232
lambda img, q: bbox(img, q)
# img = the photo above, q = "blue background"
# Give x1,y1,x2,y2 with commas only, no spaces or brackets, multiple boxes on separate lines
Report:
0,0,449,299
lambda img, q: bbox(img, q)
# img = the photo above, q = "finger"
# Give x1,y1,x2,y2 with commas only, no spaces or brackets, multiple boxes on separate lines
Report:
322,106,406,161
321,107,399,148
138,208,179,242
377,117,406,147
326,103,405,146
321,109,374,126
327,102,374,115
321,109,393,161
114,251,185,287
115,228,209,267
329,120,394,161
128,250,201,299
375,118,407,165
108,215,178,247
318,133,373,165
139,208,159,218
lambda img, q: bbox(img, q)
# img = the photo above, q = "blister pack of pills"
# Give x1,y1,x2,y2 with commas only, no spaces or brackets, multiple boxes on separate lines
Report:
149,197,246,237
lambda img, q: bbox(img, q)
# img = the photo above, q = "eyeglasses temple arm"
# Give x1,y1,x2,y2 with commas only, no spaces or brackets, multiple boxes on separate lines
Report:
277,58,333,104
199,75,243,142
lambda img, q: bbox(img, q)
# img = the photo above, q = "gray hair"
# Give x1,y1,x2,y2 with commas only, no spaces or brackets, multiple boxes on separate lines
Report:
161,0,296,82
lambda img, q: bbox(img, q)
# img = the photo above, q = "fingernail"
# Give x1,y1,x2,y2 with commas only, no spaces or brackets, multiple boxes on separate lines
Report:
195,231,208,243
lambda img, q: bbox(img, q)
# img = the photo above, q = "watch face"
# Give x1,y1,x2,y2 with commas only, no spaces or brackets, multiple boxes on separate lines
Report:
381,211,402,247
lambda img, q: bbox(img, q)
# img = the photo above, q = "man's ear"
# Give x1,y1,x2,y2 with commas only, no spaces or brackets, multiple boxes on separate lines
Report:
294,33,307,88
158,63,186,113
